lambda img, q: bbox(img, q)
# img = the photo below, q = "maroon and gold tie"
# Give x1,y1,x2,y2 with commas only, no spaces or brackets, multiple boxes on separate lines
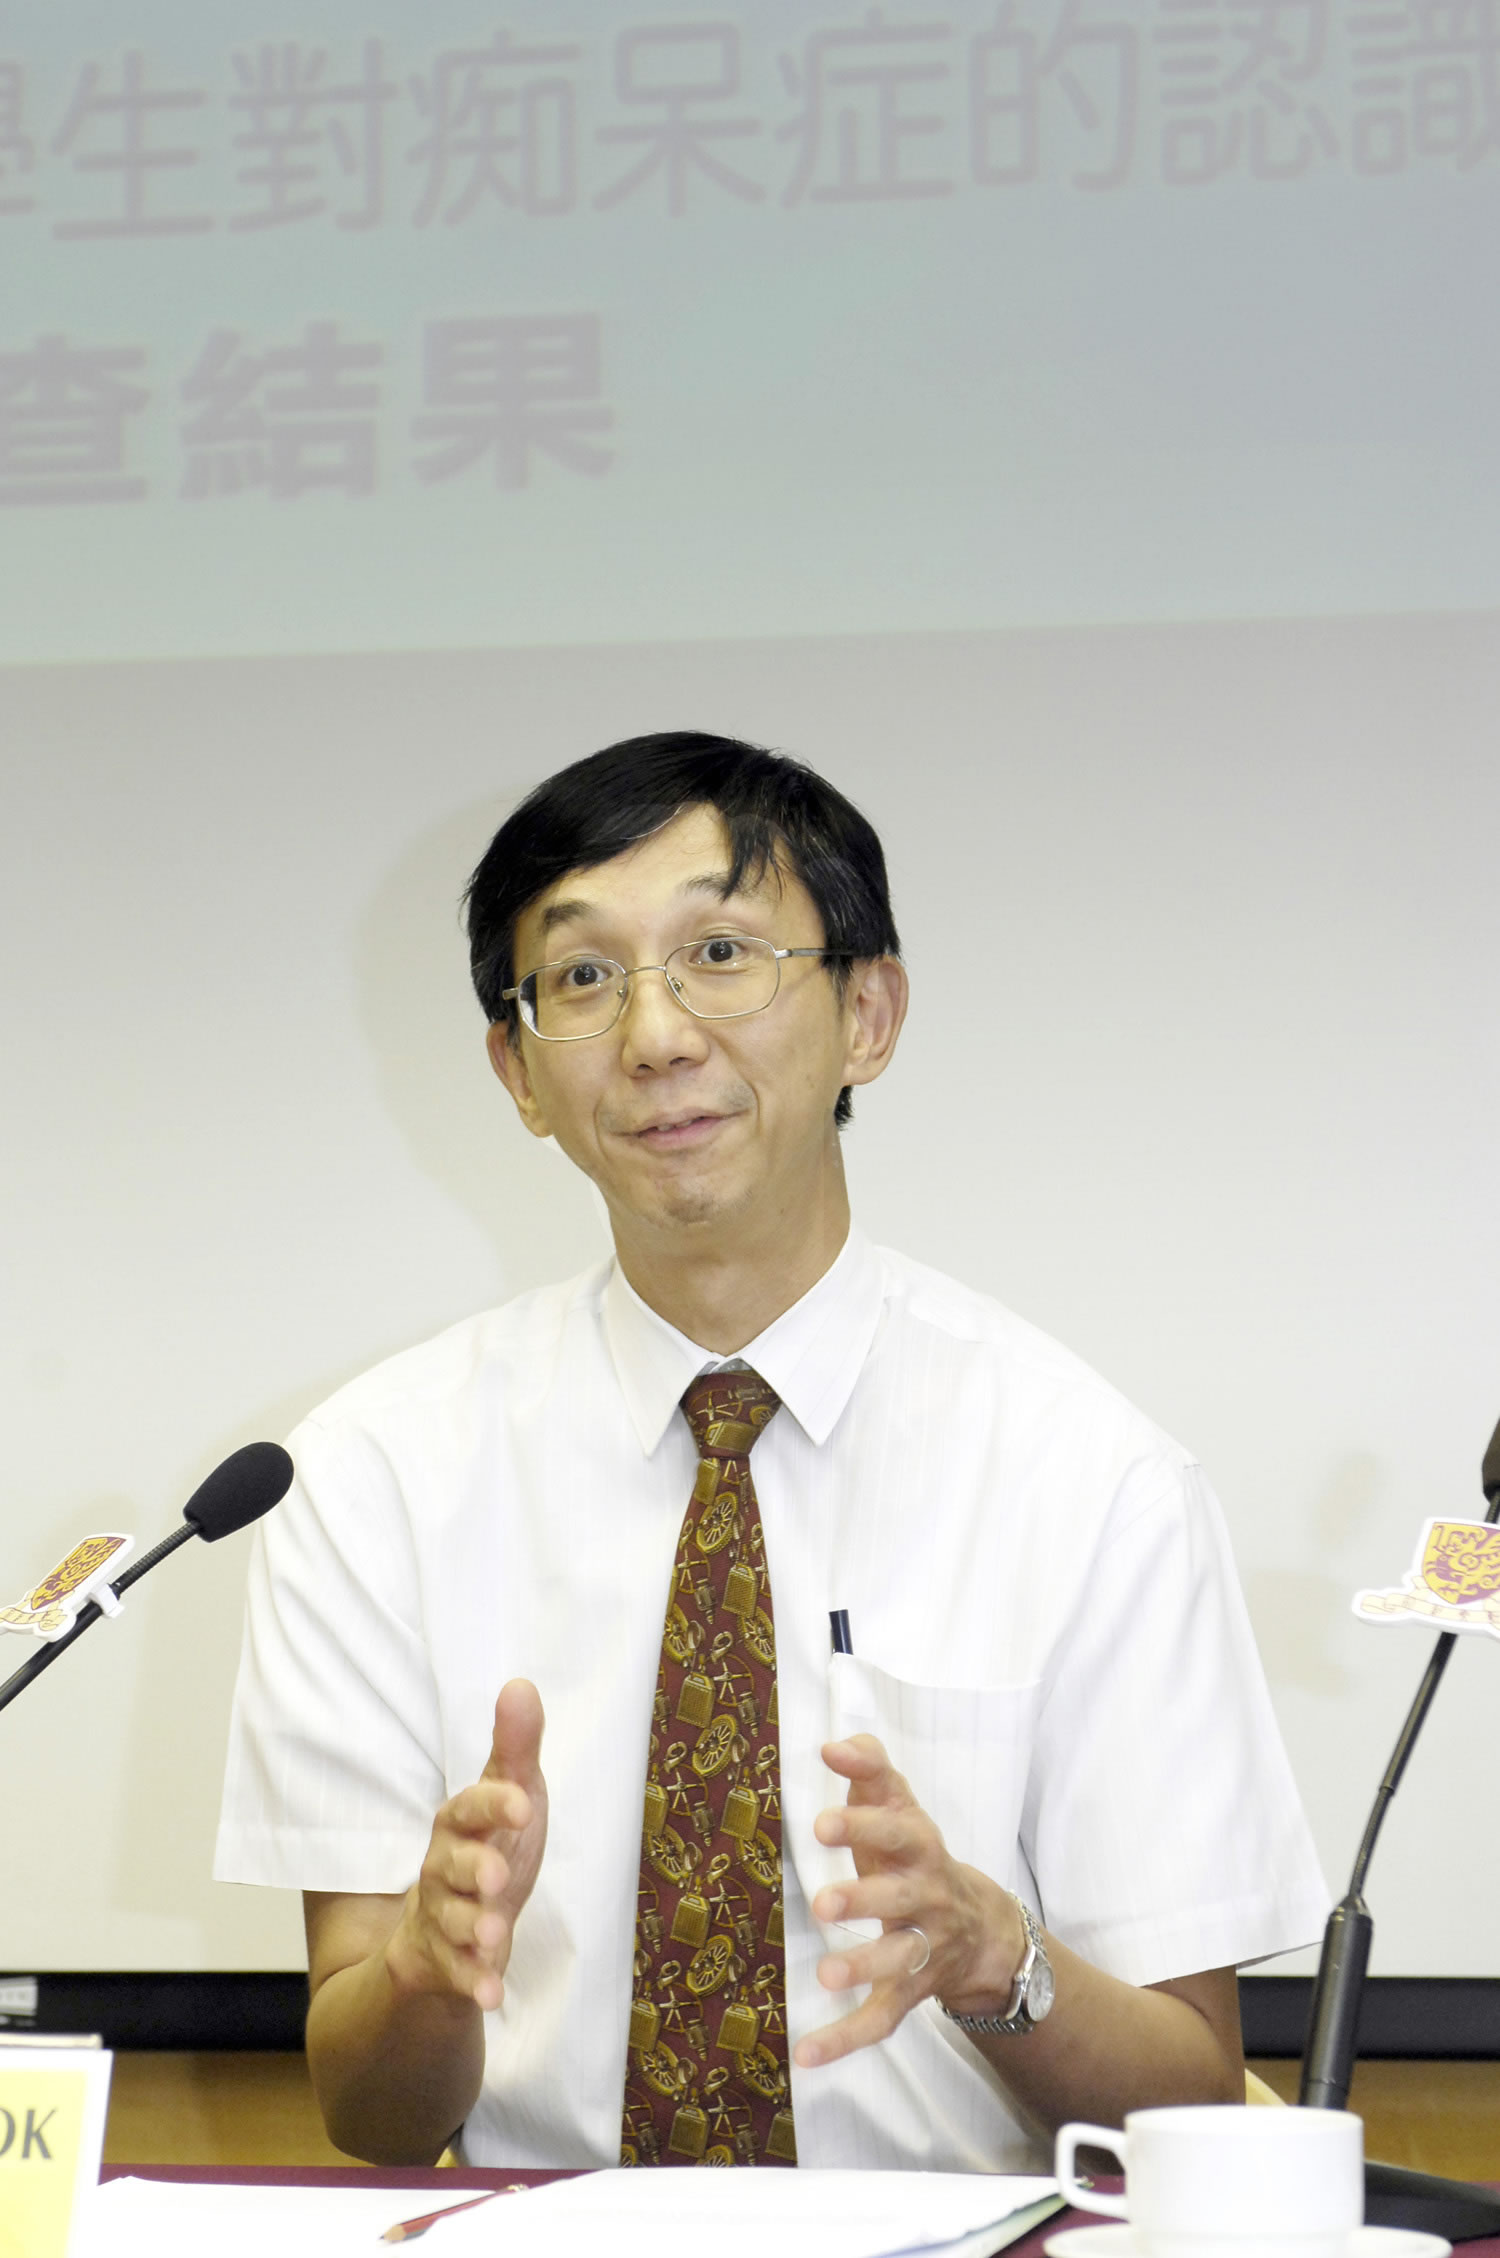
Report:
622,1370,796,2168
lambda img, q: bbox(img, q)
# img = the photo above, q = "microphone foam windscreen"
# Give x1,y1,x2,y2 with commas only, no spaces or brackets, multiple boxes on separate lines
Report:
183,1441,295,1541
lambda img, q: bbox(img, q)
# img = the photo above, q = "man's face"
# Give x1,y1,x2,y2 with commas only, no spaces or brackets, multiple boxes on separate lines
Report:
487,804,873,1241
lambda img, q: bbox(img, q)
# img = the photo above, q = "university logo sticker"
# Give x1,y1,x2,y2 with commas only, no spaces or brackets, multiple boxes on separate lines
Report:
1353,1517,1500,1637
0,1535,133,1643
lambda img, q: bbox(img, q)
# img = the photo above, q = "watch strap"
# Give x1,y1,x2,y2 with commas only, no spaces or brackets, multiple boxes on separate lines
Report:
940,1897,1050,2037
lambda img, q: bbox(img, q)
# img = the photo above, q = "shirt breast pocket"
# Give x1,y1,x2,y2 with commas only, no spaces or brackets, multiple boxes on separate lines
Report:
827,1652,1043,1894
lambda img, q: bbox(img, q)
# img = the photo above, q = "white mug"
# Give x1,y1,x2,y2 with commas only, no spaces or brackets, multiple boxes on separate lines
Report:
1054,2104,1363,2257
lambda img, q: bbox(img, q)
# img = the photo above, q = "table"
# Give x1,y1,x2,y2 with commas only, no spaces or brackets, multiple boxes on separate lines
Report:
100,2165,1500,2258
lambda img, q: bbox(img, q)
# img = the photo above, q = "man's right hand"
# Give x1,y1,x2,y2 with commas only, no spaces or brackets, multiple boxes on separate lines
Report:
385,1678,548,2013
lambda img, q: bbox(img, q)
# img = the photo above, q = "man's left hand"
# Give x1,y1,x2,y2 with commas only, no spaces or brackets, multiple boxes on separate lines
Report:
794,1733,1028,2069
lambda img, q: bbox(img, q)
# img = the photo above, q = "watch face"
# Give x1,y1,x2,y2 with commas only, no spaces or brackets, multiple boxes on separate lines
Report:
1026,1957,1057,2022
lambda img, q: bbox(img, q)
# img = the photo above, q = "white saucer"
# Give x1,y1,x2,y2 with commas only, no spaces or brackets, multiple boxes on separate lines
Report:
1045,2229,1449,2258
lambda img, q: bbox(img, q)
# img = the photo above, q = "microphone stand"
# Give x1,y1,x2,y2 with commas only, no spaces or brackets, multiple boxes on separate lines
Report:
1298,1426,1500,2239
0,1440,293,1719
0,1522,201,1717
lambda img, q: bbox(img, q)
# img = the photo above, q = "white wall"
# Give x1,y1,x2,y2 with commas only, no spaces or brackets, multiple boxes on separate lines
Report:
3,609,1497,1975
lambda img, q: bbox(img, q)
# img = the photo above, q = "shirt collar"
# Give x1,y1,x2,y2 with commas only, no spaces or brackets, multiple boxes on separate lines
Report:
603,1226,884,1456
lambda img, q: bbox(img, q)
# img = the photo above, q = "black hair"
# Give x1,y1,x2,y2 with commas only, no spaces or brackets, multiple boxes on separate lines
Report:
465,730,900,1127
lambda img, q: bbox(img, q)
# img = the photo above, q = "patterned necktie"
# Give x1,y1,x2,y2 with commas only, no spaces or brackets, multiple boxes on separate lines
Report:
622,1369,796,2168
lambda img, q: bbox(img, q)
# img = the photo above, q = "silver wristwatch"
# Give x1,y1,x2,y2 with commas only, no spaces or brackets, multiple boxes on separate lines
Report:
941,1897,1055,2037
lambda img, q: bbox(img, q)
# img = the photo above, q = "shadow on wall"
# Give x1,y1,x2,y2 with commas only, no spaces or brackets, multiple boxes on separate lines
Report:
350,790,611,1300
1244,1451,1383,1698
105,794,613,1953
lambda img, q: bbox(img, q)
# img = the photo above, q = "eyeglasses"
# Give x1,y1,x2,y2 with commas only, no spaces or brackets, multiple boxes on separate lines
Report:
502,933,849,1041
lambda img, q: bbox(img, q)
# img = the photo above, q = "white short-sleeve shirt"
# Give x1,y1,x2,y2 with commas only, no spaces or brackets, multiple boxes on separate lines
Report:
215,1228,1328,2170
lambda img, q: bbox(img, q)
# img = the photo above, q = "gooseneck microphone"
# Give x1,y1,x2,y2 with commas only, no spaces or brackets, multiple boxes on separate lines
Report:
0,1441,293,1718
1298,1416,1500,2241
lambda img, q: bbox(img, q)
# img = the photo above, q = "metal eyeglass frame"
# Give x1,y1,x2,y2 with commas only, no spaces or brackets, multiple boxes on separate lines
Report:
501,940,853,1041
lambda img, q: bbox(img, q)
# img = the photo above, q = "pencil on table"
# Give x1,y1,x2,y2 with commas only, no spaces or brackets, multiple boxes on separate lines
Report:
381,2189,505,2242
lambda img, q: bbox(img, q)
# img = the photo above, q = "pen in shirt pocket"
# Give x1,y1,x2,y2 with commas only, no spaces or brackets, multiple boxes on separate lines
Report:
829,1608,852,1655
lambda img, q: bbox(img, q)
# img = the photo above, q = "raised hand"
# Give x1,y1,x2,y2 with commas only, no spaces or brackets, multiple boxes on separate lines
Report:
386,1678,548,2012
794,1732,1023,2069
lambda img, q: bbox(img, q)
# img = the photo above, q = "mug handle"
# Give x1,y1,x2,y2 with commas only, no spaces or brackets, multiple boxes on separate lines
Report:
1054,2122,1130,2220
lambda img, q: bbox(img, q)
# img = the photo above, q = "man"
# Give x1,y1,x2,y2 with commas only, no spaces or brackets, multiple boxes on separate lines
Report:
216,731,1327,2171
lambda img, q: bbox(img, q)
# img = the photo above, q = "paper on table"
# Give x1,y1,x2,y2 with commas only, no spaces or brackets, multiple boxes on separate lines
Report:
431,2168,1060,2258
73,2176,455,2258
76,2167,1059,2258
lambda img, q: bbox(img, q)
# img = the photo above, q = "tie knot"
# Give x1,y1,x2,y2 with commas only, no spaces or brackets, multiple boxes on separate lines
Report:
680,1369,781,1459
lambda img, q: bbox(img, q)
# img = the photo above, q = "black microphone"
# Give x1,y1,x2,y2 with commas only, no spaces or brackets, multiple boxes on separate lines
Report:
0,1442,293,1718
181,1441,294,1542
1299,1416,1500,2242
1483,1418,1500,1508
